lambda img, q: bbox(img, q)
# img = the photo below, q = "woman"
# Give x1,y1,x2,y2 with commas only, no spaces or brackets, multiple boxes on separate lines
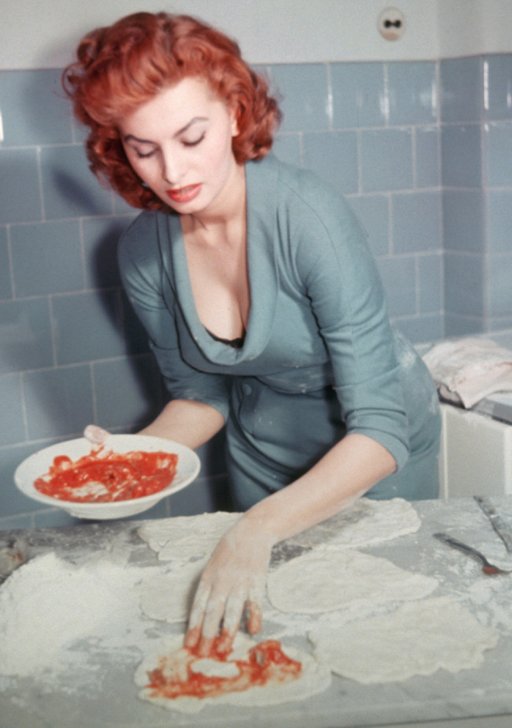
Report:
64,12,441,656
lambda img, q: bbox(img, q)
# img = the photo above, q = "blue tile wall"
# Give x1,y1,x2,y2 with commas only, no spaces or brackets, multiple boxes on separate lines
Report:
1,53,512,528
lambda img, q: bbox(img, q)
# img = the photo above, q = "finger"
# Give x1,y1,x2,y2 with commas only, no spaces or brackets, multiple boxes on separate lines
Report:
197,595,226,656
217,592,246,653
83,425,109,445
184,625,201,650
246,599,263,635
185,584,211,648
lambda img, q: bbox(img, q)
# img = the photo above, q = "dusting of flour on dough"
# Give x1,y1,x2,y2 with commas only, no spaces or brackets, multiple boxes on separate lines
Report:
310,596,499,684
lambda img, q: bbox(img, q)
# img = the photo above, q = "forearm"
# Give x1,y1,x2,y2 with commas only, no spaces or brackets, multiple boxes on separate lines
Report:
139,399,225,449
244,433,397,545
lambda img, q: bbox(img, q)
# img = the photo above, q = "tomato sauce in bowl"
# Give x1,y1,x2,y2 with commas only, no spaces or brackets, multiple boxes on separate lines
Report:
34,447,178,503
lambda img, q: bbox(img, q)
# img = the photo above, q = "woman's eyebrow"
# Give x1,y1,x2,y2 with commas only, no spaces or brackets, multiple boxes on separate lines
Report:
123,117,209,145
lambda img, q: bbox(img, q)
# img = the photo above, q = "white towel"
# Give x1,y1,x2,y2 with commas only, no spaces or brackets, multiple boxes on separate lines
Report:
422,337,512,408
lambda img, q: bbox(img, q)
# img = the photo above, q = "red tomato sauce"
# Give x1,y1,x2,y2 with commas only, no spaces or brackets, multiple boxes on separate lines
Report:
146,638,302,700
34,447,178,502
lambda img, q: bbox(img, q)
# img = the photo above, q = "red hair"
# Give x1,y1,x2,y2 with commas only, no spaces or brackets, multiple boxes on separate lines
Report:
63,12,281,210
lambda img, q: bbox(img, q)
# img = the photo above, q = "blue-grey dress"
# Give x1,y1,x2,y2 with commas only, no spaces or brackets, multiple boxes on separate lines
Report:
118,155,441,509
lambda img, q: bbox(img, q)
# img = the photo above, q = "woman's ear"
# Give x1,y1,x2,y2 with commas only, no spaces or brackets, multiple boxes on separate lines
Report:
230,106,240,137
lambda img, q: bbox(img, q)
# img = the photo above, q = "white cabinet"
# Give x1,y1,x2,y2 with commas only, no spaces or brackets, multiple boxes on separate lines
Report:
439,404,512,499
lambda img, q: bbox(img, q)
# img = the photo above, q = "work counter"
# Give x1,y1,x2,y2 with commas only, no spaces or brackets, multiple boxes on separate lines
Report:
1,497,512,728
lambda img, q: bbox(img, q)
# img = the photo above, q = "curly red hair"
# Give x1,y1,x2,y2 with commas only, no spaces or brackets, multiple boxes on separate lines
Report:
63,12,281,210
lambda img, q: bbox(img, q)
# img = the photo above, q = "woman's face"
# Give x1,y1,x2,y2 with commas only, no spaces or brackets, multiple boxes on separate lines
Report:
120,77,240,215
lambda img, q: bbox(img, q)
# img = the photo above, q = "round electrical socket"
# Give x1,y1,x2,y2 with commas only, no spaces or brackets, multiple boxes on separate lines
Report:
378,7,406,42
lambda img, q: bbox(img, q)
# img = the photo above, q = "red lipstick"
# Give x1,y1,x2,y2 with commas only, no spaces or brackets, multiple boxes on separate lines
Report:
166,184,202,204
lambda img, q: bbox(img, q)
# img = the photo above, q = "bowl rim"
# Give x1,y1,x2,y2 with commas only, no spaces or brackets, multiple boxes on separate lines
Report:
14,434,201,511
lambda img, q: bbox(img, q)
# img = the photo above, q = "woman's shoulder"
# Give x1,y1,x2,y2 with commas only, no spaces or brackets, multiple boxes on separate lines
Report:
118,210,169,263
263,155,356,222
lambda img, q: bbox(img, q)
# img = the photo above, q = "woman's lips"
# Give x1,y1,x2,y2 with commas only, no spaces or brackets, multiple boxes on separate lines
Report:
166,184,202,204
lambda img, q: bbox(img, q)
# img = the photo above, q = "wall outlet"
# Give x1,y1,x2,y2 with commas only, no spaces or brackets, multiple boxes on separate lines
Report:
378,7,406,42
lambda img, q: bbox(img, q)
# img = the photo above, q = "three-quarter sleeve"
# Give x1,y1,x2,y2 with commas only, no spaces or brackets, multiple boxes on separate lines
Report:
292,185,410,470
117,214,231,420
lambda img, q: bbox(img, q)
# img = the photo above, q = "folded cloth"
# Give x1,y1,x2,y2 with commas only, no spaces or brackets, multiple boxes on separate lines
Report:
422,337,512,408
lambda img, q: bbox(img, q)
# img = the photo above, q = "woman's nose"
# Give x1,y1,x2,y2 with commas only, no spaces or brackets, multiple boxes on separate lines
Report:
161,149,185,186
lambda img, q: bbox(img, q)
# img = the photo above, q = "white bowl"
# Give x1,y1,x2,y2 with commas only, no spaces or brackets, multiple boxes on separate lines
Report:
14,434,200,520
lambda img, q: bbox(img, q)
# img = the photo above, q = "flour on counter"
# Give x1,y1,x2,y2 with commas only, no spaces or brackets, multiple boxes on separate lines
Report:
310,596,499,684
0,552,146,680
267,548,438,614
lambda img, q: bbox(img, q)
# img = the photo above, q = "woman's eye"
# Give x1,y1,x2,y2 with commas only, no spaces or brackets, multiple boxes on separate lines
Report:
182,134,205,148
134,149,156,159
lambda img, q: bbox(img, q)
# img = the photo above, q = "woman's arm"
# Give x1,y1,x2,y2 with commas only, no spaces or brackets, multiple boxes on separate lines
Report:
185,432,396,656
139,399,225,449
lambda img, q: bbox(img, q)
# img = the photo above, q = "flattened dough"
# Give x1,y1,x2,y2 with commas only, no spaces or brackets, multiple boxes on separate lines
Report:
136,560,206,623
138,511,240,562
293,497,421,550
267,549,438,614
134,633,331,713
310,596,499,683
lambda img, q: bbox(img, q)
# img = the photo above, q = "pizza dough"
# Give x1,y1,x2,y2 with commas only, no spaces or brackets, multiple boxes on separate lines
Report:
267,548,438,614
292,497,421,550
134,633,331,713
310,596,499,684
138,511,240,562
136,560,206,623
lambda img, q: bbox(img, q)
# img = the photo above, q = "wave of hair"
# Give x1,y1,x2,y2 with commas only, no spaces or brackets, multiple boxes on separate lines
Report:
62,12,281,210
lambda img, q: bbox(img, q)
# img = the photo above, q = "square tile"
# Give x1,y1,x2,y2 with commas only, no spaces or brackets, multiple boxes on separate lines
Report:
485,122,512,187
40,145,113,219
0,299,53,375
418,254,443,313
272,134,302,166
93,355,162,430
440,57,482,123
484,55,512,120
392,192,442,253
0,69,73,147
0,442,52,517
442,190,485,252
52,290,127,365
361,129,413,192
487,190,512,253
444,253,484,317
82,216,134,289
330,62,387,128
0,149,42,224
488,254,512,317
11,220,83,296
415,127,441,188
303,131,358,193
377,256,416,317
393,314,444,345
0,373,25,446
269,64,329,132
0,227,12,300
387,62,437,125
441,125,482,188
24,365,94,440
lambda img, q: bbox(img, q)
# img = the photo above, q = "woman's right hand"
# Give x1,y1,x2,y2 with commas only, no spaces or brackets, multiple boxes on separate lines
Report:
83,425,110,445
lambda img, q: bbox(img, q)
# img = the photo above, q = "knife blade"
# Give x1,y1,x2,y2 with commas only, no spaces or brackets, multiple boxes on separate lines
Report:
474,496,512,553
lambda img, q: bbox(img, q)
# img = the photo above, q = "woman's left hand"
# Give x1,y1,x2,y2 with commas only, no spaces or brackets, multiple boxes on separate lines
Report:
184,517,275,656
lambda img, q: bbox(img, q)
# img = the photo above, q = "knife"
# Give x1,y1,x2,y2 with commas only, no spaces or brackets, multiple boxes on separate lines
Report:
474,496,512,554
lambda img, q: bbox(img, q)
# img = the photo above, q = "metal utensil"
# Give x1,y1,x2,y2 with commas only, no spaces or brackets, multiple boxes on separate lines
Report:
474,496,512,553
433,532,512,575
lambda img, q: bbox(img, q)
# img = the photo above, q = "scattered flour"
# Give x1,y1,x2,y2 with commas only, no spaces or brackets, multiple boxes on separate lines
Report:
0,552,145,680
